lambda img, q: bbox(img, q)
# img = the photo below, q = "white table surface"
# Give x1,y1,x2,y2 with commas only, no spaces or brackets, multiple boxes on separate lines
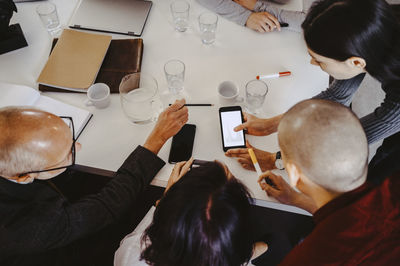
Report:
1,0,328,215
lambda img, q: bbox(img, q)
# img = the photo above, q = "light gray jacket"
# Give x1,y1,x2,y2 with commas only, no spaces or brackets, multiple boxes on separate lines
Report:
196,0,315,32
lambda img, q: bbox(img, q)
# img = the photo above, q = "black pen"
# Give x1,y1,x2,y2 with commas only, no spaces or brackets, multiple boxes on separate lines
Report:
168,104,214,106
280,22,289,27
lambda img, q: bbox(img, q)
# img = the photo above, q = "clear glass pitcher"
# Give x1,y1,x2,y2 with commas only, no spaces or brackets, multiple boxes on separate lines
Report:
119,73,163,124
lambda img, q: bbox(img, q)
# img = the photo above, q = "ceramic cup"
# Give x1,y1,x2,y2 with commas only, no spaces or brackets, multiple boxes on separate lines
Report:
218,81,243,106
85,83,111,109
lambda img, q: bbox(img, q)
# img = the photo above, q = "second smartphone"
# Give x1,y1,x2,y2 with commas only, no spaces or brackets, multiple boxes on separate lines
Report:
168,124,196,164
219,106,246,152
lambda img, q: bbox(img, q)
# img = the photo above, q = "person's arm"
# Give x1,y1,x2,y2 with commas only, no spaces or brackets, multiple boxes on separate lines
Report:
313,73,366,106
253,0,313,32
258,171,318,214
2,145,165,257
225,140,277,171
196,0,252,26
196,0,280,32
360,89,400,144
234,112,282,136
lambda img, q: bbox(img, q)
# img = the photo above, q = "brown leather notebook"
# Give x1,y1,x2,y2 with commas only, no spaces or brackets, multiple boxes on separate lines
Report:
39,38,144,93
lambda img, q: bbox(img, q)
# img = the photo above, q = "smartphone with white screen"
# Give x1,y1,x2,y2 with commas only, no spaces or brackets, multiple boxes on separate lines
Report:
219,106,246,152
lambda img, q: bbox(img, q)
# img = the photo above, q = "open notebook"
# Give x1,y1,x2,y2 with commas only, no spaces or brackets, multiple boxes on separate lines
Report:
0,83,92,139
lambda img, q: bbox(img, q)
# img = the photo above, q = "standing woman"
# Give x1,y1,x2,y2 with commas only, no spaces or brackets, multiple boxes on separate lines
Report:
226,0,400,184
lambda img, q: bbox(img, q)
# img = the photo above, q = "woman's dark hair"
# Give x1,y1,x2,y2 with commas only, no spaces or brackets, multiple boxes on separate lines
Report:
141,162,253,266
302,0,400,85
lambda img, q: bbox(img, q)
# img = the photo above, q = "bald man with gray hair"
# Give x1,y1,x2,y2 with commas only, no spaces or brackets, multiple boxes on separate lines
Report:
0,101,189,265
257,99,399,265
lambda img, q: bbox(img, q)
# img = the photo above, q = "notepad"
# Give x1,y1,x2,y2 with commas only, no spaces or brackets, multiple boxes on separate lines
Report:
39,38,144,93
37,29,112,92
0,82,92,139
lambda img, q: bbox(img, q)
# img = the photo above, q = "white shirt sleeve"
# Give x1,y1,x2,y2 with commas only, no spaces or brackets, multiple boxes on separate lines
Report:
114,206,156,266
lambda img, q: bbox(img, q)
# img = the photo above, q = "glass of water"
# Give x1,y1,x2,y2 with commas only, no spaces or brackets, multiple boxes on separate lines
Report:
119,73,163,124
170,0,190,32
198,12,218,45
36,2,62,36
245,79,268,114
164,59,185,95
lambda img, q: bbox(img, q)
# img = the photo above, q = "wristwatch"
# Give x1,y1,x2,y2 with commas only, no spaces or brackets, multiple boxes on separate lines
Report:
275,151,285,170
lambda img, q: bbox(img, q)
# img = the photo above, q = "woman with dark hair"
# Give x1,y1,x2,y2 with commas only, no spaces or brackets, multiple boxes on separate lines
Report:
225,0,400,190
115,160,281,266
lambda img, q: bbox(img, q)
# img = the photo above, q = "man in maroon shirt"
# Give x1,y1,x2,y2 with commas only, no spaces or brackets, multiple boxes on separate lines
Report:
258,99,400,265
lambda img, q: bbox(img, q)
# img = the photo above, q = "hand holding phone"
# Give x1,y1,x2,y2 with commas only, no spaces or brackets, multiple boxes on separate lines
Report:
219,106,246,152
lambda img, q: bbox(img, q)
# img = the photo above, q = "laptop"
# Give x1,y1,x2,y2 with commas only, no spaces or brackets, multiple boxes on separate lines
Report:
69,0,152,36
13,0,46,2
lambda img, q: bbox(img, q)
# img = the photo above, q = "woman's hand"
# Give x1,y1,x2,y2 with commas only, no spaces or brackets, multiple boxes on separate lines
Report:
245,12,281,33
164,158,194,194
234,113,282,136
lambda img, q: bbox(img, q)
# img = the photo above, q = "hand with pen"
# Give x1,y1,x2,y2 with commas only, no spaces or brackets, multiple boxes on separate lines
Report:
246,12,281,33
144,99,188,154
232,0,283,33
258,171,318,214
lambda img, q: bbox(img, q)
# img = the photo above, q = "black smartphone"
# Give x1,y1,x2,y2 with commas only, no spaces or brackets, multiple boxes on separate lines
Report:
219,106,246,152
168,124,196,164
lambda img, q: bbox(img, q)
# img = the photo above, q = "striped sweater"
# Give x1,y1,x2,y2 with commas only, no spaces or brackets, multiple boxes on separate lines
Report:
314,74,400,144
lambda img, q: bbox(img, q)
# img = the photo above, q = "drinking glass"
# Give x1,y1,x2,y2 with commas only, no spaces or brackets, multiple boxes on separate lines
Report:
245,79,268,114
164,59,185,95
170,0,190,32
119,73,163,124
36,2,62,36
198,12,218,44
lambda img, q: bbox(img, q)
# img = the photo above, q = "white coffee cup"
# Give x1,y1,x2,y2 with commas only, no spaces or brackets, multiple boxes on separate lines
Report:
85,83,110,109
218,81,243,106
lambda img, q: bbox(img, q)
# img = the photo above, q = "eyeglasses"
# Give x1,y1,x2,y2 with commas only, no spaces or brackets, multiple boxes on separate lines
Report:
18,116,76,177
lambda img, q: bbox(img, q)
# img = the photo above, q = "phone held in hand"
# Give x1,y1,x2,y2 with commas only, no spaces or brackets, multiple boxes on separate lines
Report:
219,106,246,152
168,124,196,164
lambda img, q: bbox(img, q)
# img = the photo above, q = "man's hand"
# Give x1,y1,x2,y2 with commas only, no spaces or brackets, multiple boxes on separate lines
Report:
258,172,318,214
225,140,276,171
144,99,189,154
245,12,281,33
164,158,194,194
233,0,257,10
234,113,282,136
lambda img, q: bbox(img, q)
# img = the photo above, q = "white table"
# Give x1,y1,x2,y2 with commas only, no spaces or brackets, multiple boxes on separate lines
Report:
1,0,328,215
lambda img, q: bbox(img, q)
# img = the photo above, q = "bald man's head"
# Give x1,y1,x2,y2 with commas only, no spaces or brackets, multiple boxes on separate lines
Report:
278,99,368,193
0,107,72,178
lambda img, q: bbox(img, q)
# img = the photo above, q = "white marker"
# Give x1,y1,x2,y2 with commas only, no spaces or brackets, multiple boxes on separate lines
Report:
256,71,291,80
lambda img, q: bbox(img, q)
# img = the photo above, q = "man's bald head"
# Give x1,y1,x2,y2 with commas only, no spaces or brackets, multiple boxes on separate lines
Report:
278,99,368,193
0,107,72,178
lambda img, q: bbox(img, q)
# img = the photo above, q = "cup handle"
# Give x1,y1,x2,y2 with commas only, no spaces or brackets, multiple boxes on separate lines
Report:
85,99,94,107
236,96,244,103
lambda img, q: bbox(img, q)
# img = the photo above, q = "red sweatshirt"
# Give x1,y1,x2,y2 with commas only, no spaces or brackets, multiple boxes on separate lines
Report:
280,172,400,265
